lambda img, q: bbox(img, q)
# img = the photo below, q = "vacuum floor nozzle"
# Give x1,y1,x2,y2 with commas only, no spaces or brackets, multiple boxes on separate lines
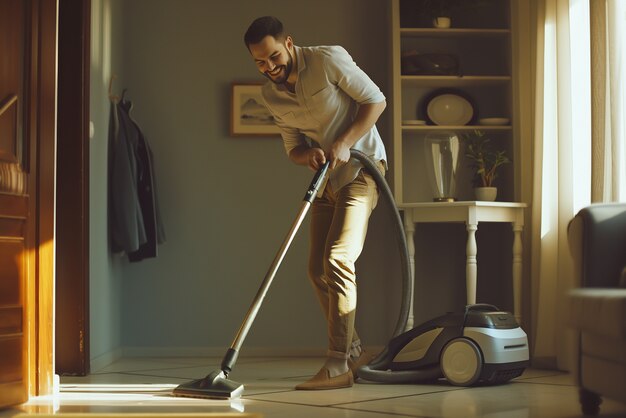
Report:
172,371,244,399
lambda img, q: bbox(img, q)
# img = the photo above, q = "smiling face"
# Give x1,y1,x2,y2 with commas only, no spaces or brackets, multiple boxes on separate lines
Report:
248,35,294,85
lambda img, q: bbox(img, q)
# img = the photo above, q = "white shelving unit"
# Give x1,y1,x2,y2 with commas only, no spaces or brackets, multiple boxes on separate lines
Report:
391,0,518,204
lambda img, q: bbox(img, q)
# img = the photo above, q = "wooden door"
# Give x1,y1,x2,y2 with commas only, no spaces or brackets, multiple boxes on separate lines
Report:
0,0,57,407
0,0,30,406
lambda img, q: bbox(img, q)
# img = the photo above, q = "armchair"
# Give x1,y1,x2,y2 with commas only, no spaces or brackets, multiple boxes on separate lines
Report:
567,203,626,415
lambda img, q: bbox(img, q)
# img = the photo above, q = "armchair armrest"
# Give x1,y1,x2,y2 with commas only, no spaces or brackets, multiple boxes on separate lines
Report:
568,203,626,288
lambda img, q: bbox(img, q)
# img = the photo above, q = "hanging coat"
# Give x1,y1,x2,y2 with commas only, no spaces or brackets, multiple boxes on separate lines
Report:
109,94,166,261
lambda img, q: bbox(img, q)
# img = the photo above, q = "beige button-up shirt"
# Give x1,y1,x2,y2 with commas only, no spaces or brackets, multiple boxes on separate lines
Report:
261,45,387,191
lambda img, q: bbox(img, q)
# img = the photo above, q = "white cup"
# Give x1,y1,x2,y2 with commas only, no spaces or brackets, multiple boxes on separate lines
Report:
433,17,451,29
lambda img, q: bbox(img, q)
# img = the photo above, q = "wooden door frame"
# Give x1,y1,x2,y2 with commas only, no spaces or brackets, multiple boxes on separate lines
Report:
55,0,91,376
23,0,91,393
24,0,58,396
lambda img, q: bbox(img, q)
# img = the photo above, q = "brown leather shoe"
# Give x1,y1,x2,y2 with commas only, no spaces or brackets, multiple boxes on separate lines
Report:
348,351,375,379
295,367,354,390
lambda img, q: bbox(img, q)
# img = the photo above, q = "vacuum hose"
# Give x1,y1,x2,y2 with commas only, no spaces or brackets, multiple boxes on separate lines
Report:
349,150,412,338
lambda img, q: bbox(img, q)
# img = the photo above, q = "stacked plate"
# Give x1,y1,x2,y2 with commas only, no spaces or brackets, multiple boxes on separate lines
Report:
478,118,510,126
402,120,427,126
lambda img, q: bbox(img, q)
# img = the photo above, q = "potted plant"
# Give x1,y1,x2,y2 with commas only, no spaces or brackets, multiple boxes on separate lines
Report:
462,130,510,201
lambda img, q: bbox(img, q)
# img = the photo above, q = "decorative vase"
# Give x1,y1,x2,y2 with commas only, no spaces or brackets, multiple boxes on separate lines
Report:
474,187,497,201
433,17,451,28
424,131,462,202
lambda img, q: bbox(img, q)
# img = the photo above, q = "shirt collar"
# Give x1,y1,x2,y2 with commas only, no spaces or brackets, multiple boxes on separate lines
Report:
294,45,306,75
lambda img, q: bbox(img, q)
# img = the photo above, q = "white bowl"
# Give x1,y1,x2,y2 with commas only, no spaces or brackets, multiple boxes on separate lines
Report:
479,117,510,126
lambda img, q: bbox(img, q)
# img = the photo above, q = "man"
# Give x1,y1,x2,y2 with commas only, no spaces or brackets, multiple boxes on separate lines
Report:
244,16,387,390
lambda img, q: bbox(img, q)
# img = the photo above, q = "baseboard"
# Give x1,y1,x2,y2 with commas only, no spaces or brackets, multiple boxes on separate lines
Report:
88,345,387,371
121,346,326,358
90,346,123,372
121,345,385,358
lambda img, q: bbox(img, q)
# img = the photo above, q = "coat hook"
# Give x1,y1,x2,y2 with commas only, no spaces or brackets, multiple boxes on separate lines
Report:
109,74,120,103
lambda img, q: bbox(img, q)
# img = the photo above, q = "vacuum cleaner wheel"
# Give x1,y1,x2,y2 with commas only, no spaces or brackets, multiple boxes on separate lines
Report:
440,337,483,386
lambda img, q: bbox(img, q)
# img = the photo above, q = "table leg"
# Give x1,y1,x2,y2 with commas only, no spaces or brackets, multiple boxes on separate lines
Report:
512,223,523,323
466,223,478,305
403,211,415,330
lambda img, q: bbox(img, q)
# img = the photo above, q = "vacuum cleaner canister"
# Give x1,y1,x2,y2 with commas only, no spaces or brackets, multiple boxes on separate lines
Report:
358,304,529,386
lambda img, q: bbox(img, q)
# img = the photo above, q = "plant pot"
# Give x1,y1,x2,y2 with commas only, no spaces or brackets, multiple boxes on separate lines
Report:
474,187,497,201
432,17,451,29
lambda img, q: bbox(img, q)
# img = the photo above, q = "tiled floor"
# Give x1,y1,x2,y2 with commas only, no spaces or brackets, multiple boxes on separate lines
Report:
3,356,626,417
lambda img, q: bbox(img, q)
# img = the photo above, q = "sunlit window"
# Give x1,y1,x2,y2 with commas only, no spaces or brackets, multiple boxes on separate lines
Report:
569,0,590,211
540,0,591,237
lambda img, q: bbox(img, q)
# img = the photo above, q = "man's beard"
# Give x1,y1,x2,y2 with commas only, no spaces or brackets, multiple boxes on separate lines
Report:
264,50,293,85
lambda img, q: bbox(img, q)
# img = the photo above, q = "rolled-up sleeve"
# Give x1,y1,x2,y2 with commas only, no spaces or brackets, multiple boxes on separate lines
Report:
323,46,386,105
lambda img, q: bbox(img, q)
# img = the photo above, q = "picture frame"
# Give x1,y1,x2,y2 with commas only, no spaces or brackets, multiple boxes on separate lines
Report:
230,83,281,136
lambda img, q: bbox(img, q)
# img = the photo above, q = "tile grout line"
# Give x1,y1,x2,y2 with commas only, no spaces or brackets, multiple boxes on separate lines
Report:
247,397,428,418
246,386,466,408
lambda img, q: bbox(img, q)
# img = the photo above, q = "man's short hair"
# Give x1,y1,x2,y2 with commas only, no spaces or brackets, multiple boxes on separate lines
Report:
244,16,285,49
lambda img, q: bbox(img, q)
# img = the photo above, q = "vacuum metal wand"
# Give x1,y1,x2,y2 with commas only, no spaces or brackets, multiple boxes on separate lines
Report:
172,162,330,399
220,161,330,376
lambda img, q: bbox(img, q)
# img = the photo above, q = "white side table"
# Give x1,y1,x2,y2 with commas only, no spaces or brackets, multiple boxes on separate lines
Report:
399,201,526,329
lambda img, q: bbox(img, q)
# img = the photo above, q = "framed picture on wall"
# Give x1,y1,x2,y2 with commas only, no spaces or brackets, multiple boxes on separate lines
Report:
231,83,281,136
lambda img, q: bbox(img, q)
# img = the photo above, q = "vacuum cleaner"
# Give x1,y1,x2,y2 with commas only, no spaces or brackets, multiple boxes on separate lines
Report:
172,150,527,399
357,303,529,386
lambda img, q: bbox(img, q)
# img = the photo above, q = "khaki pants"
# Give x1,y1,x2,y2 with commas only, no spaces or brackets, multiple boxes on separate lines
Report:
308,164,382,359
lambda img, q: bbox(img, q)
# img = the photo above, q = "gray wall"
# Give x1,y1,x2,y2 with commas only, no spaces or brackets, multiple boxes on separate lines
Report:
88,0,520,367
89,0,125,367
90,0,405,361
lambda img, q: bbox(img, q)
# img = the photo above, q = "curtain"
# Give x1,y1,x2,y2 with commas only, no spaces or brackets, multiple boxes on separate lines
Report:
591,0,626,202
530,0,591,370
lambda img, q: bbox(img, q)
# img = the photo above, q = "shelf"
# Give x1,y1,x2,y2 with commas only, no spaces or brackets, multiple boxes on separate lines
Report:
401,75,511,87
400,28,511,38
402,125,512,131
